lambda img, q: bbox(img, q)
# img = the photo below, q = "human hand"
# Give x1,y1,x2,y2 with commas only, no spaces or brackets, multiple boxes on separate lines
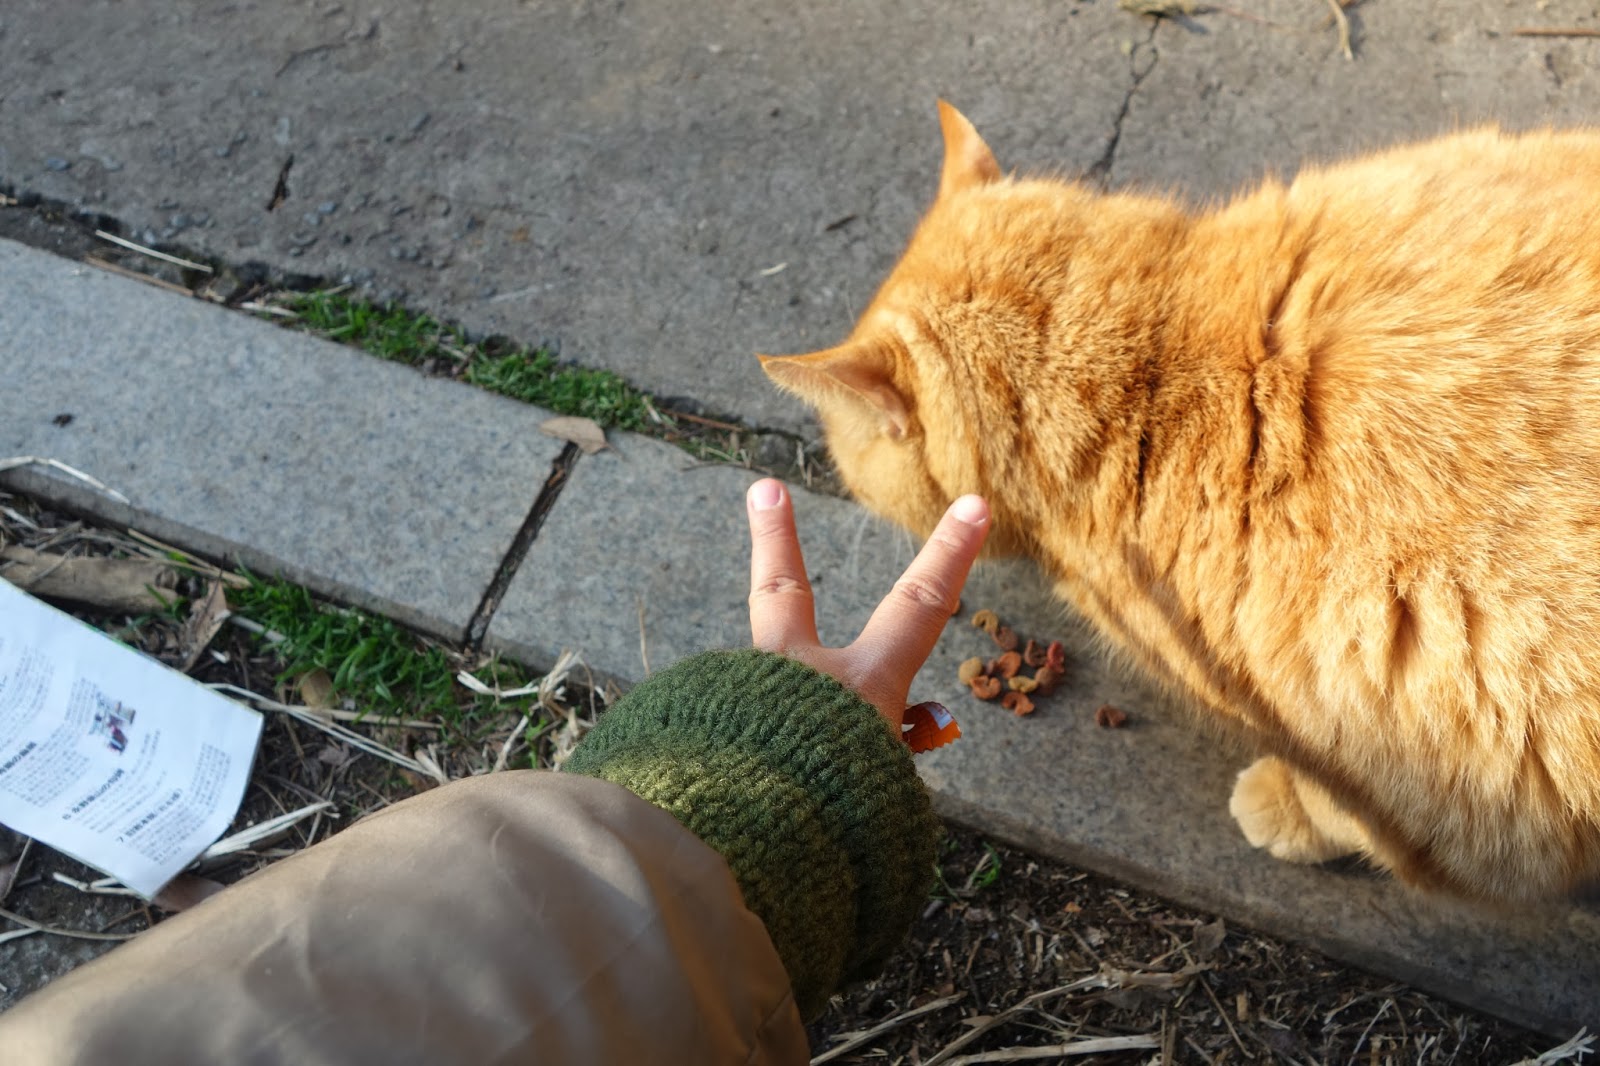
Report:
746,478,990,731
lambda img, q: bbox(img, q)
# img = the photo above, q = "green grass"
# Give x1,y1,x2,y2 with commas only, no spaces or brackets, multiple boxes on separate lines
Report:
230,573,532,736
282,290,654,431
931,839,1003,900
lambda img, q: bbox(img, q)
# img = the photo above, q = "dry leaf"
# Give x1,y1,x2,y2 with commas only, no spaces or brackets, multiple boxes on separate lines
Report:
1008,675,1039,694
1001,691,1036,716
152,873,228,912
1193,918,1227,959
1095,704,1128,728
539,415,609,454
970,609,1000,635
0,545,177,613
298,668,337,710
969,676,1002,701
178,581,231,673
957,657,986,684
316,742,354,769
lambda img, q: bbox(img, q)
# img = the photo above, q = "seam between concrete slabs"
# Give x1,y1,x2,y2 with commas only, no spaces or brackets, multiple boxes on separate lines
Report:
0,237,566,642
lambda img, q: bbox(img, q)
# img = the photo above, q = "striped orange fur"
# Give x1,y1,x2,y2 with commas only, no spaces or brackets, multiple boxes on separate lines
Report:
763,103,1600,902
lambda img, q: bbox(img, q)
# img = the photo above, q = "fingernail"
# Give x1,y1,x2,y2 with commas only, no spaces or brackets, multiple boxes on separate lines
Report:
950,495,988,525
750,479,784,510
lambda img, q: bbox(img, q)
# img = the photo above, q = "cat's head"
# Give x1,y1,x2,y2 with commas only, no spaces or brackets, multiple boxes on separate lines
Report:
761,102,1070,554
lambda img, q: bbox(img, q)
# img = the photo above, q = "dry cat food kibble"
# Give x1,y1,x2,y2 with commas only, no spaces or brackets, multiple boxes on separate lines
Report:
961,610,1067,717
1095,704,1129,729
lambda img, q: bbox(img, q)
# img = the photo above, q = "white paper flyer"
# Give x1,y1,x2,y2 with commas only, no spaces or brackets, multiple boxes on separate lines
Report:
0,578,263,897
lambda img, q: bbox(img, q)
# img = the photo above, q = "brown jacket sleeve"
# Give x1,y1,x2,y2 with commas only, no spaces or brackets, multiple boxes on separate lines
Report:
0,771,810,1065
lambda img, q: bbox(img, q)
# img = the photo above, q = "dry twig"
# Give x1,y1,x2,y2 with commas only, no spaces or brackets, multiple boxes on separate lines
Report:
84,255,197,295
1324,0,1354,59
1510,1029,1596,1066
0,904,140,943
0,456,129,504
1512,27,1600,38
93,229,213,273
943,1034,1161,1064
810,993,964,1064
209,683,450,785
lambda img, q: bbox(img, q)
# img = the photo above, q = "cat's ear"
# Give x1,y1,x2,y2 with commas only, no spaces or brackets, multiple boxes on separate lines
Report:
937,100,1002,199
759,344,911,439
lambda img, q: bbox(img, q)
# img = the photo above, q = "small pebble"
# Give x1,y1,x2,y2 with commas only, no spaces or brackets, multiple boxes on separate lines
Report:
44,157,70,171
317,200,339,215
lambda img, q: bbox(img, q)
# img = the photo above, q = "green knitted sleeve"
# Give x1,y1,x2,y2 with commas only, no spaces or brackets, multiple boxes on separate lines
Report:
562,649,941,1020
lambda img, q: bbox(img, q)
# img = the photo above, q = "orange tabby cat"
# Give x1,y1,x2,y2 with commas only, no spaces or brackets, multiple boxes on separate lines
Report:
762,102,1600,903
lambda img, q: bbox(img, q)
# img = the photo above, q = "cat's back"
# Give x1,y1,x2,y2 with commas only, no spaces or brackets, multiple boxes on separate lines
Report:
1222,125,1600,527
1261,126,1600,355
1206,127,1600,748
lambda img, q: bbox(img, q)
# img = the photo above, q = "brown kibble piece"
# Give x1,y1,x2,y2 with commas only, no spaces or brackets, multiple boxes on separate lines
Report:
995,651,1022,678
1095,704,1128,728
1033,667,1062,695
957,657,986,684
1045,640,1067,673
1022,639,1046,668
1002,691,1036,716
1008,674,1039,693
969,676,1002,700
994,626,1019,652
971,609,1000,635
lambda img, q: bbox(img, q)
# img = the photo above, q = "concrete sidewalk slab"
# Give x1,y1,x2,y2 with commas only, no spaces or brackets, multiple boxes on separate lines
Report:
488,433,918,675
492,433,1599,1036
0,237,563,641
8,2,1596,435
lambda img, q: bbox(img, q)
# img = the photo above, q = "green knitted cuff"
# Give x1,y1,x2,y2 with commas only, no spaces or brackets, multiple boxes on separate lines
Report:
563,649,941,1020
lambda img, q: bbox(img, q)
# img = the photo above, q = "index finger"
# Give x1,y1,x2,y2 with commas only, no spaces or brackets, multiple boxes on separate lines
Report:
851,495,990,674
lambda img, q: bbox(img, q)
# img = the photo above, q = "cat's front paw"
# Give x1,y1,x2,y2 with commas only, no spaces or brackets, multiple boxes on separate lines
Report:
1229,756,1366,864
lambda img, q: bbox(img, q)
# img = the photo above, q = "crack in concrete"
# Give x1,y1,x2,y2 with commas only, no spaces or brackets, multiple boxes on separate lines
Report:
464,442,580,650
1086,21,1161,189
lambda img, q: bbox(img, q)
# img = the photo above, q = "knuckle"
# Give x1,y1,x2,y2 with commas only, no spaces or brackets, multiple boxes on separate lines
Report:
750,575,813,600
891,576,952,613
